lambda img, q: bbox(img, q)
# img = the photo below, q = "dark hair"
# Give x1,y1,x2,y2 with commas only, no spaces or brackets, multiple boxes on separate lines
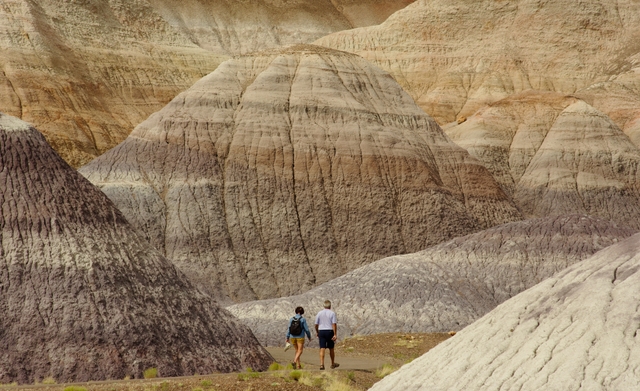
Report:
295,306,304,315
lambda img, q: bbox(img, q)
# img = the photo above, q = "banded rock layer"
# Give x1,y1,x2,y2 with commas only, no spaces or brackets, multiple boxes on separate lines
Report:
444,92,640,230
316,0,640,130
0,113,273,383
0,0,413,166
227,215,635,346
370,228,640,390
80,45,522,304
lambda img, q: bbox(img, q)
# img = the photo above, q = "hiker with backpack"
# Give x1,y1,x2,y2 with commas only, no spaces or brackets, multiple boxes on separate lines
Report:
285,306,312,369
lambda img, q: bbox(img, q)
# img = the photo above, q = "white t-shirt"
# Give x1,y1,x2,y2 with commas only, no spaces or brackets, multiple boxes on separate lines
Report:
315,308,337,330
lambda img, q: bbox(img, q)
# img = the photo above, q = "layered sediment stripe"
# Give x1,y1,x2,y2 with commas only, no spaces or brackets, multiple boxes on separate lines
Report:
80,44,522,304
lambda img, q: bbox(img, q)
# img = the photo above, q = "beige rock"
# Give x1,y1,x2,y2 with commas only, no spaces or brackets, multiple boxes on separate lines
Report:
80,44,522,304
315,0,640,128
227,215,634,346
444,91,640,230
0,0,413,167
369,229,640,391
0,113,273,383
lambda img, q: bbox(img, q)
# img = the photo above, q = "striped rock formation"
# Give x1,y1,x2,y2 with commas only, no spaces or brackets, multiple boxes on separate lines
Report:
0,0,413,167
369,229,640,391
227,215,635,346
0,112,273,384
315,0,640,131
444,91,640,230
80,44,522,304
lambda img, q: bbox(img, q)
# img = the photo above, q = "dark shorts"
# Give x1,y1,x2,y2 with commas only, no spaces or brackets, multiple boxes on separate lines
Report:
318,329,335,349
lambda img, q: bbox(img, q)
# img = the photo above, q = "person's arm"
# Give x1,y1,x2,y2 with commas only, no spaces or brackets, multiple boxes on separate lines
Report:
315,314,320,336
286,318,291,341
332,312,338,341
304,319,312,340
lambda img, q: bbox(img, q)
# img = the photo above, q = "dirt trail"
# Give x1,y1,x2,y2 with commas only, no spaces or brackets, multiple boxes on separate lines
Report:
267,347,387,371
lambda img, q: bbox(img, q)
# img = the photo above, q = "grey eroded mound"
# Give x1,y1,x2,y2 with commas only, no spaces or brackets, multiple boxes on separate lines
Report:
227,215,634,346
315,0,640,133
0,0,413,166
369,230,640,390
80,44,522,304
0,113,273,384
444,91,640,230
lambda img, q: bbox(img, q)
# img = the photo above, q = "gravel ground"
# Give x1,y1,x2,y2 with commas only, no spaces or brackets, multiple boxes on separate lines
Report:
0,333,451,391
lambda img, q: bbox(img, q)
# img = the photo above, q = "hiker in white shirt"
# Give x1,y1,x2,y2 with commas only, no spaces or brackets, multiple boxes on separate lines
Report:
314,300,339,370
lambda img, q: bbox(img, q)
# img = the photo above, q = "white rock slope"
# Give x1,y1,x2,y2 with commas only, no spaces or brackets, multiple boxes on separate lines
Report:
80,44,522,303
370,231,640,391
227,215,634,346
0,113,273,384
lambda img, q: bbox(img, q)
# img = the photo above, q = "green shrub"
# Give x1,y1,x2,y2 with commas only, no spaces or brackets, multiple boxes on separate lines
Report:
63,387,88,391
200,380,213,388
143,367,158,379
289,370,302,381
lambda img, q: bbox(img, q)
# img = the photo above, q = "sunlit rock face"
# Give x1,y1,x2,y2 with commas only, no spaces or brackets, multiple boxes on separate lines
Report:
369,230,640,391
316,0,640,129
444,91,640,230
80,44,522,304
0,113,273,384
227,214,635,346
0,0,414,167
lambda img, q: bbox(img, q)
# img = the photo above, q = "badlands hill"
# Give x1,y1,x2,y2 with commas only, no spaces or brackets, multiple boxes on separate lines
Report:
370,230,640,390
316,0,640,133
227,215,635,346
444,91,640,229
0,113,272,383
80,44,522,304
0,0,413,167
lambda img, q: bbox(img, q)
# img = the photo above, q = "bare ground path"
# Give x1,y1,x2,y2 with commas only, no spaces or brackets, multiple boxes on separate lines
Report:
0,333,451,391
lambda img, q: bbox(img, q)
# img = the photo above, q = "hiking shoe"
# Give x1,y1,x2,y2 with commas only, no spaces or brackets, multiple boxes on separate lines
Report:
331,363,340,369
319,366,325,370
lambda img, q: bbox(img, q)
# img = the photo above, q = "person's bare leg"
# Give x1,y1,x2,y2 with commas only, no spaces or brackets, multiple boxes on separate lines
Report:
319,348,326,368
294,342,304,368
330,348,336,366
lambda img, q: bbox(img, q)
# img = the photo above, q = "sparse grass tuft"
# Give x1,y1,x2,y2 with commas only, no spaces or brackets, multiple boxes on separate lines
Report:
325,376,357,391
346,371,356,382
375,363,397,379
200,380,213,388
237,368,261,381
298,373,324,388
288,370,302,381
268,362,285,371
41,377,56,384
143,367,158,379
63,387,87,391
